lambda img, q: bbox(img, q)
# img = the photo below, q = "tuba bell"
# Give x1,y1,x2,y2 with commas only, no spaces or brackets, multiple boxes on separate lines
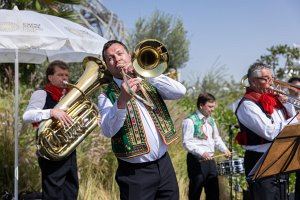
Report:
37,56,108,161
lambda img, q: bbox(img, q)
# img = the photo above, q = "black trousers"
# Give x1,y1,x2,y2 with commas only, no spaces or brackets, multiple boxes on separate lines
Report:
244,150,287,200
38,151,79,200
115,152,179,200
186,153,219,200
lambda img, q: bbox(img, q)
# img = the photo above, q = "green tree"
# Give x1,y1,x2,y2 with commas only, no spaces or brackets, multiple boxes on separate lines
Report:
127,10,190,71
257,44,300,80
0,0,82,20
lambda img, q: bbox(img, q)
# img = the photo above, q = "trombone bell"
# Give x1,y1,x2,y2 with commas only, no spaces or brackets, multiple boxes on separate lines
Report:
132,39,168,78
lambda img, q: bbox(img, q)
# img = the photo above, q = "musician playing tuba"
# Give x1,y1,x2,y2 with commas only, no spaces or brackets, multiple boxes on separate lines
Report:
235,62,300,200
23,61,79,200
98,39,186,200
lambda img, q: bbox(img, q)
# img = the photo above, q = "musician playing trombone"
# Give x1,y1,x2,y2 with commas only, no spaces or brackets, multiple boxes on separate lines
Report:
235,63,300,200
98,40,186,200
182,92,231,200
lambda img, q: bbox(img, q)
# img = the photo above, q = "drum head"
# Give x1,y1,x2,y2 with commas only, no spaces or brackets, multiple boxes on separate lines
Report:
217,158,245,176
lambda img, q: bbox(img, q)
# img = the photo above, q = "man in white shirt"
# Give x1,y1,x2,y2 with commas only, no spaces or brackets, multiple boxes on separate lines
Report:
23,61,78,200
98,40,186,200
182,93,231,200
235,63,300,200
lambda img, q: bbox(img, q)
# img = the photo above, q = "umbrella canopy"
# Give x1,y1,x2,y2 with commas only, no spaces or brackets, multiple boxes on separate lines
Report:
0,6,107,63
0,6,108,199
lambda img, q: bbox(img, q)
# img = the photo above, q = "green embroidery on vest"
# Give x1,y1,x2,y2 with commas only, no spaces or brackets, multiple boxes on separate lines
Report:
141,81,177,144
188,113,214,140
103,80,177,158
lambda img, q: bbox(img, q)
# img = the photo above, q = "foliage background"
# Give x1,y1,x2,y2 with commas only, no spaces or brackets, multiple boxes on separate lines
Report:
1,1,300,199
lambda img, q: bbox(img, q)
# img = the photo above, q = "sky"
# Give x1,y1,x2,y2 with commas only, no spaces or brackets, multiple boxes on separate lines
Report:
102,0,300,83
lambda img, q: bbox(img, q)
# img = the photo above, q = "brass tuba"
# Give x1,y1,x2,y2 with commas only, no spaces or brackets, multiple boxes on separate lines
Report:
37,56,108,161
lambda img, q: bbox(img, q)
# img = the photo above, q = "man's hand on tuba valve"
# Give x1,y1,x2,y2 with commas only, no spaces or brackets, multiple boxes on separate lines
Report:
50,108,72,126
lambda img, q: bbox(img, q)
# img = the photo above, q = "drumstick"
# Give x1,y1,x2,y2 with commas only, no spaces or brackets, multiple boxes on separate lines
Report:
200,151,235,162
212,151,234,159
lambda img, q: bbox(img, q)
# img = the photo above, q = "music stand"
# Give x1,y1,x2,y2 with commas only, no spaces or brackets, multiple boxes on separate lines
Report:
249,124,300,180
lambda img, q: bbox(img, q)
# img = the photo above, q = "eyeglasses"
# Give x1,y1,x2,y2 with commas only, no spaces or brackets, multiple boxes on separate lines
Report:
255,76,274,82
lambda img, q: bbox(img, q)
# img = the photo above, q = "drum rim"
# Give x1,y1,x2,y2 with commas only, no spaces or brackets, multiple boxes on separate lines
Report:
216,158,245,176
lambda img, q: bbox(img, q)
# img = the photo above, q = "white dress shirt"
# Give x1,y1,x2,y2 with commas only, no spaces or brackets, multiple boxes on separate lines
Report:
236,99,298,153
182,110,228,158
98,74,186,163
23,90,51,123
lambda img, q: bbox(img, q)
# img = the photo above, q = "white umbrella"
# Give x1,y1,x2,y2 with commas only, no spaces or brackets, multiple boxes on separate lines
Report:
0,6,107,199
0,6,107,62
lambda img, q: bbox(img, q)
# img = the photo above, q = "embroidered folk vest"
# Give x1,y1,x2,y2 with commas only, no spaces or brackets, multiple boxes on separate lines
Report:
187,112,215,140
103,80,177,158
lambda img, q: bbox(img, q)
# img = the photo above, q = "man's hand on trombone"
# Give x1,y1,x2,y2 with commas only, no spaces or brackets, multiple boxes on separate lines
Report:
117,64,142,109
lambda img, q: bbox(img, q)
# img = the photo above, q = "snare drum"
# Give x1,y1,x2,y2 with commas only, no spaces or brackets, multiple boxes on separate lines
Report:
217,158,244,176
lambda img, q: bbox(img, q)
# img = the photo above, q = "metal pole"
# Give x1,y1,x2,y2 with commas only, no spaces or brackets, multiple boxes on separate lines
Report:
229,125,233,200
14,49,19,200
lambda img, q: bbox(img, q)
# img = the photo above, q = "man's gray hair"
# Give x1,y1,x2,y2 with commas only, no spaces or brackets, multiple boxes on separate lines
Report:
247,62,272,79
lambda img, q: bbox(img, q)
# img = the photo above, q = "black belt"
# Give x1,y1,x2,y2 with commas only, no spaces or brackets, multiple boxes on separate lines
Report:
117,152,167,169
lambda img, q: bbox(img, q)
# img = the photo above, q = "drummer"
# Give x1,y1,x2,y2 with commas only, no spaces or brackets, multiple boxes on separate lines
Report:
182,92,231,200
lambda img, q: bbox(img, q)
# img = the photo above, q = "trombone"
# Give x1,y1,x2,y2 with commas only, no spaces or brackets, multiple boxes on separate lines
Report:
121,39,169,109
241,75,300,108
272,79,300,108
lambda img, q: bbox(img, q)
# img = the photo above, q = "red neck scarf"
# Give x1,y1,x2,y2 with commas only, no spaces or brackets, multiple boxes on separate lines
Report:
244,87,286,116
32,83,69,127
44,83,70,102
